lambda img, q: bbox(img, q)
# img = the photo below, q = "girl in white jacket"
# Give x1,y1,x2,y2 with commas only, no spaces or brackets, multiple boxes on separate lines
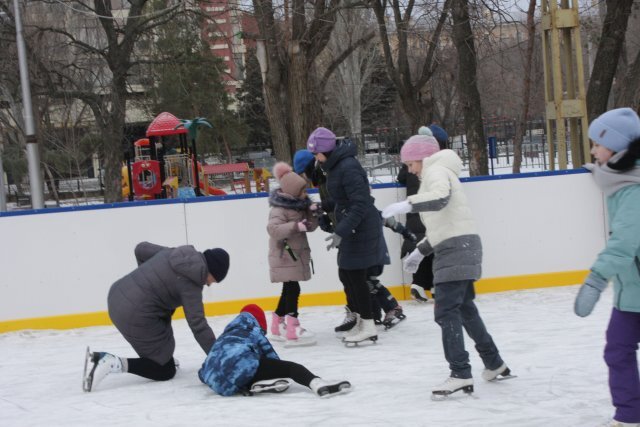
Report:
382,135,511,397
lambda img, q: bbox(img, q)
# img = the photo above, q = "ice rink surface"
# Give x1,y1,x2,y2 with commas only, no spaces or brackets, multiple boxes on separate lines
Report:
0,285,616,427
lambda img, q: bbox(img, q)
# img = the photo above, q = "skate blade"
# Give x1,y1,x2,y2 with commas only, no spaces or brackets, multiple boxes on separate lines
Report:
269,335,286,342
383,316,407,330
283,338,317,348
82,347,99,392
344,336,378,347
431,385,474,400
250,379,290,394
490,374,517,382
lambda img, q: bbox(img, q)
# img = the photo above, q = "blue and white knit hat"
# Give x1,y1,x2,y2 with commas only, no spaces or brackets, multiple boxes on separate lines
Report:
588,108,640,153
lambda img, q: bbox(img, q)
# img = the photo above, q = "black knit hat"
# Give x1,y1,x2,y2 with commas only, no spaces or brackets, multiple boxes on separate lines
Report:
203,248,230,282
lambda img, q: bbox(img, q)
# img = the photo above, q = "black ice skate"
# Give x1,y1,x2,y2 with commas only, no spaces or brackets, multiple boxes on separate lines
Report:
334,306,357,336
382,306,406,330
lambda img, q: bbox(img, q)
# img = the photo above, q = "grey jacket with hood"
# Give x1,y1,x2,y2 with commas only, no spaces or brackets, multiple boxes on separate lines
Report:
107,242,215,364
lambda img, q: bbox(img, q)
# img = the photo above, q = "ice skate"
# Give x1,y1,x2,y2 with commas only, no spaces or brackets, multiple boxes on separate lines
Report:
481,363,516,381
410,284,429,302
309,378,352,398
283,315,316,348
431,377,474,399
269,312,286,342
334,306,357,337
602,420,640,427
249,378,291,394
343,317,378,347
82,347,123,392
382,306,406,330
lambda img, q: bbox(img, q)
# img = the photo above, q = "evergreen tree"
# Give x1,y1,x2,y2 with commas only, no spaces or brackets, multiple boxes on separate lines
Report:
145,12,246,160
236,48,271,151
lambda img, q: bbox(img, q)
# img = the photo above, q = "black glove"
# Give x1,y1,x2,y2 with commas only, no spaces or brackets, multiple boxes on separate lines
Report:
401,228,417,243
318,214,334,233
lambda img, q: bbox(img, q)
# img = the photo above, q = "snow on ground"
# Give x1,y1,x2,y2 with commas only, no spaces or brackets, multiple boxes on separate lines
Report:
0,285,616,427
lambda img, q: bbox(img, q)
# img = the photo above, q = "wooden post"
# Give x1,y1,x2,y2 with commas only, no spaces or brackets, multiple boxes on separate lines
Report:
541,0,590,169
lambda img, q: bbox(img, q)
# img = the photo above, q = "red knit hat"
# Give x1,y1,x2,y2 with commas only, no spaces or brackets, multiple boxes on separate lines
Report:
240,304,267,332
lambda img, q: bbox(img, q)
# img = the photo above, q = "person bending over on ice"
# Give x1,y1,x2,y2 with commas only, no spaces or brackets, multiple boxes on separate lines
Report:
267,162,319,347
306,128,390,345
382,135,511,397
574,107,640,427
199,304,351,398
83,241,230,392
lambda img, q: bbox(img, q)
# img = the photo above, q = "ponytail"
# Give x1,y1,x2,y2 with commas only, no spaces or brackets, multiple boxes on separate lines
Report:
608,137,640,171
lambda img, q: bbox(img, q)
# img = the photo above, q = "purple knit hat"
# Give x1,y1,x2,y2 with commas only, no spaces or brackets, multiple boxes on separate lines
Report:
307,127,337,154
400,135,440,162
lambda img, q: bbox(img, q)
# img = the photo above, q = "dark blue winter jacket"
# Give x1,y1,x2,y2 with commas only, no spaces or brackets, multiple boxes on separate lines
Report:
322,140,390,270
198,312,279,396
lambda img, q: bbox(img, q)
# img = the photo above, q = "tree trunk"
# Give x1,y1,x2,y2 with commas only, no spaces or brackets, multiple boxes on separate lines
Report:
586,0,634,120
513,0,537,174
451,0,487,176
616,47,640,110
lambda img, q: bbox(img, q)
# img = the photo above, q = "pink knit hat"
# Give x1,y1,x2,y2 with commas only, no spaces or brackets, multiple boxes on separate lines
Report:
273,162,307,197
400,135,440,162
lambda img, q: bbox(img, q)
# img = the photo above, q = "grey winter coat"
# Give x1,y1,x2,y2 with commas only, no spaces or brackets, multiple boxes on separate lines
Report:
107,242,215,364
322,140,390,270
267,190,318,283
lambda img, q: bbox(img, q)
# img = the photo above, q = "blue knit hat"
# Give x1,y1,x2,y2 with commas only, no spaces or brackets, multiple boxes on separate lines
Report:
429,125,449,148
589,108,640,153
293,149,315,174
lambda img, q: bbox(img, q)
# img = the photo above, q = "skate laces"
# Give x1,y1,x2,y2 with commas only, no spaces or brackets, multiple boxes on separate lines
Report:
340,312,356,325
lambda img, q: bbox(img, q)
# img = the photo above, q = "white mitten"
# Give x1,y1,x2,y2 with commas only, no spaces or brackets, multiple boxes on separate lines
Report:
403,248,425,273
381,200,412,218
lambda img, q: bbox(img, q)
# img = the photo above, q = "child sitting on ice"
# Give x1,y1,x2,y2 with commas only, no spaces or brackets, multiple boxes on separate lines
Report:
199,304,351,398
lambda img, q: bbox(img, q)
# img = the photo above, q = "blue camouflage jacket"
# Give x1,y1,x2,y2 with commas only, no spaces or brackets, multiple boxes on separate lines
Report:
198,312,279,396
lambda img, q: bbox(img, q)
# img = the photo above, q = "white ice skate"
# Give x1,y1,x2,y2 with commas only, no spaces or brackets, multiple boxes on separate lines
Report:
343,317,378,347
431,377,474,399
481,363,516,381
602,420,640,427
82,347,123,392
309,378,352,398
249,378,291,394
410,284,429,302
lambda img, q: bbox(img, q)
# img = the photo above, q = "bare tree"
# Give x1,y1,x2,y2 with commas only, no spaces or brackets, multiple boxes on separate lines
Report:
586,0,635,120
451,0,487,175
29,0,184,202
512,0,537,173
368,0,451,131
324,7,379,135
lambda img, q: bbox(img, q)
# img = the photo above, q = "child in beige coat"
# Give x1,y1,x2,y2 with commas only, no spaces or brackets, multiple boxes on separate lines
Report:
267,162,319,347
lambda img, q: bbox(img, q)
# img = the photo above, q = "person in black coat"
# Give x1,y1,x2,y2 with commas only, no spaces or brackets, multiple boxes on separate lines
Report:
307,127,390,345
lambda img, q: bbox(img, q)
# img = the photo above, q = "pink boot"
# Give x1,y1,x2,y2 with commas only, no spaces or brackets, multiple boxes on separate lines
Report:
270,312,285,342
284,315,316,347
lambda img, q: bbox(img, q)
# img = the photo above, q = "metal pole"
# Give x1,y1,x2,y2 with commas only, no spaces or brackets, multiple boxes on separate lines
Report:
14,0,44,209
0,141,7,212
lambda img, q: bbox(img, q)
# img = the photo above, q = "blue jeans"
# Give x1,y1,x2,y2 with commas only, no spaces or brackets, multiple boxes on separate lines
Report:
434,280,503,379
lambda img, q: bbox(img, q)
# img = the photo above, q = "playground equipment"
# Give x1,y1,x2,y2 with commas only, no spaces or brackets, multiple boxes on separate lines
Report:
122,112,272,200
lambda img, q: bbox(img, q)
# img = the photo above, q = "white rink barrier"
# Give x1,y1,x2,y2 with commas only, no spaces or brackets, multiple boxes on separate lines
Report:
0,169,604,331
